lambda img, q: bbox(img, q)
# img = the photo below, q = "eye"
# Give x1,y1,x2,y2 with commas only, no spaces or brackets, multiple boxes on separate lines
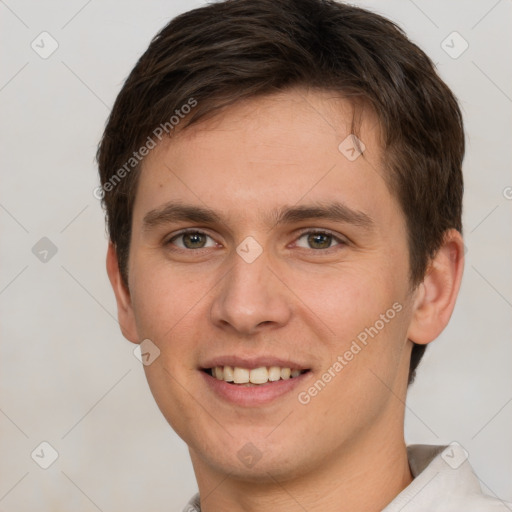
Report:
166,230,217,250
294,230,345,250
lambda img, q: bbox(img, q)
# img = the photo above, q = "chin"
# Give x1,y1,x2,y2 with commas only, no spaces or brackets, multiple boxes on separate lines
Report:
191,432,318,483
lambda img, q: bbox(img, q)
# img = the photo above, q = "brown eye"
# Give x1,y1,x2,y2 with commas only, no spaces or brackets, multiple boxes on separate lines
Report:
308,232,332,249
182,232,207,249
295,231,344,250
168,231,216,250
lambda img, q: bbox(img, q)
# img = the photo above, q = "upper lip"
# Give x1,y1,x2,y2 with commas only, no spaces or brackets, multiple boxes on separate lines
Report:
200,355,310,370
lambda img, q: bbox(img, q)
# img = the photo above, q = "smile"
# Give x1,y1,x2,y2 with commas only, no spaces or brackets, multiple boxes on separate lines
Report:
205,366,309,385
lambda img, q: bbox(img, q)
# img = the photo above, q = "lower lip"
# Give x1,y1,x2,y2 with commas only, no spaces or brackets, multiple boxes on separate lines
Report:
200,370,310,407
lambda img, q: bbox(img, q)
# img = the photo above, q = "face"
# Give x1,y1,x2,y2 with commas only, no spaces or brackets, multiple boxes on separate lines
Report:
120,89,419,481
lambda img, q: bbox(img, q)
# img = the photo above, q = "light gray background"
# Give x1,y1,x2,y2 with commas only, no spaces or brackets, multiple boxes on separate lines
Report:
1,0,511,510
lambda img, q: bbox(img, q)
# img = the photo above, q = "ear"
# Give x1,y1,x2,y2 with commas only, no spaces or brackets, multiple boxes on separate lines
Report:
106,242,139,344
407,229,465,345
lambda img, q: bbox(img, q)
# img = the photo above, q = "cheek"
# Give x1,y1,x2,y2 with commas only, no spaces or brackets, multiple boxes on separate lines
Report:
294,263,410,396
129,254,207,340
290,260,404,341
132,267,209,437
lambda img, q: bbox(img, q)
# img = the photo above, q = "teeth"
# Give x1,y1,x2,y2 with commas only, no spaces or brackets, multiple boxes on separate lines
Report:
250,367,268,384
268,366,281,381
223,365,234,382
233,367,250,384
209,365,306,385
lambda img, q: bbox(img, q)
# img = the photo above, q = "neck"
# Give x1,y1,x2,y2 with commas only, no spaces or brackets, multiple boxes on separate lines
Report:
190,427,413,512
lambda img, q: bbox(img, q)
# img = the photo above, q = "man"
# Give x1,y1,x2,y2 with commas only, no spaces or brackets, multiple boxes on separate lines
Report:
96,0,510,509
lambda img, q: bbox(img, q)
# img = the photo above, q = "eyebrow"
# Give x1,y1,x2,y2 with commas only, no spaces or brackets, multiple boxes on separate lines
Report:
142,201,374,232
271,202,374,230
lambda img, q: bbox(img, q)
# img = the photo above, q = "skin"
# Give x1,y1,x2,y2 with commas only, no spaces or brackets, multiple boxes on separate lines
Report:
107,88,464,511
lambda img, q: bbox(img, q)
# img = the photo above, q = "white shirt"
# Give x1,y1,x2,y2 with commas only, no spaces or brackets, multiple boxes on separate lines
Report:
182,444,511,511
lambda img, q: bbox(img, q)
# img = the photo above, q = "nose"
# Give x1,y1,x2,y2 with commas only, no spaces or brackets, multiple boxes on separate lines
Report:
209,249,292,336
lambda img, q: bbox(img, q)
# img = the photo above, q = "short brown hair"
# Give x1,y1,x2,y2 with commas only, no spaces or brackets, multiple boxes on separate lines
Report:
96,0,464,384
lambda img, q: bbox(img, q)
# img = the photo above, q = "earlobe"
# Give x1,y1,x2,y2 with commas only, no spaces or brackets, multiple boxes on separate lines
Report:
407,229,465,345
106,242,139,344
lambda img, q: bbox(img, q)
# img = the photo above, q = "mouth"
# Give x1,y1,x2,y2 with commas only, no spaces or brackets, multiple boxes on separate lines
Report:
203,366,310,386
199,357,312,406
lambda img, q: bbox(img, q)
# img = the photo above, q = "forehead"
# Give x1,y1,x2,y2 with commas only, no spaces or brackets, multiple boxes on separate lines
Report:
166,89,381,170
133,88,400,229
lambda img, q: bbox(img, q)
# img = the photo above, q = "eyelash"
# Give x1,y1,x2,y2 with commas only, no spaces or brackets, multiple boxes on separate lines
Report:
165,228,347,252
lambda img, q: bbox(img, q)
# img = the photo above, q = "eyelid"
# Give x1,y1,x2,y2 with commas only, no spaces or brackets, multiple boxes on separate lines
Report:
165,228,218,246
293,228,348,248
